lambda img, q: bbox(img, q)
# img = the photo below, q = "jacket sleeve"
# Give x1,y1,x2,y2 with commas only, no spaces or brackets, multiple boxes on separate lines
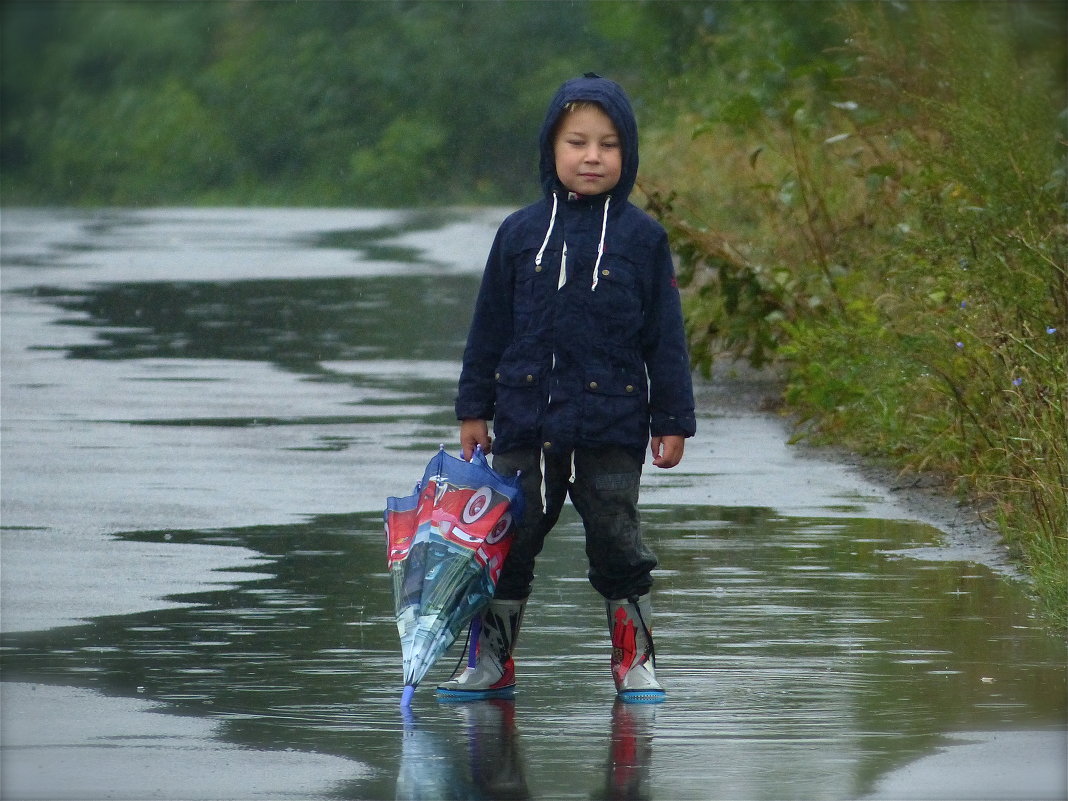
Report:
455,224,514,421
642,227,697,438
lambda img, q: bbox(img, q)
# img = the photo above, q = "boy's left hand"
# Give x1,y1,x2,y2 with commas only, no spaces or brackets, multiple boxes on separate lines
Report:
650,435,685,469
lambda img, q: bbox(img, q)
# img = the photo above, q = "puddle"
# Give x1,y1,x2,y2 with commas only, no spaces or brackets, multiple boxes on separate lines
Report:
1,508,1063,800
1,208,1063,800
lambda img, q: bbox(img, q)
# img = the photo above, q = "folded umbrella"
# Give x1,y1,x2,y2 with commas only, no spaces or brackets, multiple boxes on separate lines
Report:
385,446,523,706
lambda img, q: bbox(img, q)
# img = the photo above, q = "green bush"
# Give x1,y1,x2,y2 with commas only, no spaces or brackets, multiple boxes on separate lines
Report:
641,1,1067,626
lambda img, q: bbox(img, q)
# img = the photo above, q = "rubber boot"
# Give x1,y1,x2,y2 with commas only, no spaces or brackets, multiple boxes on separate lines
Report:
437,599,525,700
607,593,665,703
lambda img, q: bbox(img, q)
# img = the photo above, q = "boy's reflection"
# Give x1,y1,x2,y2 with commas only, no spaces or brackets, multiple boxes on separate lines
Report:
463,700,530,800
596,700,656,801
396,698,655,800
397,699,530,800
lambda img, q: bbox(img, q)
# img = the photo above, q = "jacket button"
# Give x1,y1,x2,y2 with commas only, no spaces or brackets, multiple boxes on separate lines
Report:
625,384,634,393
589,381,598,390
495,372,501,380
526,374,534,383
601,269,610,276
535,265,543,272
542,441,552,450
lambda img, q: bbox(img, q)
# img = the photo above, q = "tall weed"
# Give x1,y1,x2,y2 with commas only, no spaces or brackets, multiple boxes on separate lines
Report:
642,1,1066,625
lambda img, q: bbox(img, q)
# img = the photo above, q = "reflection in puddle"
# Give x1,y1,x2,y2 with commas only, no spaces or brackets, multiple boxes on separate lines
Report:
398,698,655,801
400,700,532,800
601,701,656,801
1,508,1062,799
24,273,479,374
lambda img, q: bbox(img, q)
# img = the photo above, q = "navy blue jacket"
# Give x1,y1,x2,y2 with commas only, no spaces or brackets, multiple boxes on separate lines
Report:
456,74,697,458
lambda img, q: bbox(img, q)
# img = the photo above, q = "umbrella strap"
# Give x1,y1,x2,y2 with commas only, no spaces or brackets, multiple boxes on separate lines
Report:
468,616,481,668
447,618,476,679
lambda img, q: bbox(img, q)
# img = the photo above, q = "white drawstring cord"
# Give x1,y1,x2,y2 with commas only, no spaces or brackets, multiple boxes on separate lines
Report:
535,192,558,269
538,449,575,518
539,449,548,512
591,195,610,291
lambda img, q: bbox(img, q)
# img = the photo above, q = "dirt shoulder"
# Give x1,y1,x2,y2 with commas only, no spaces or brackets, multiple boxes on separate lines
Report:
698,361,1025,582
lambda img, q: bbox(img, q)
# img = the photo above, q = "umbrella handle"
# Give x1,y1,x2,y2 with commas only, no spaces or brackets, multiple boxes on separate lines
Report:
467,616,481,668
401,684,416,708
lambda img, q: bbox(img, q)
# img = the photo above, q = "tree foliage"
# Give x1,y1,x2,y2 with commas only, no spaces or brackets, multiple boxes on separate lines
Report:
1,0,700,206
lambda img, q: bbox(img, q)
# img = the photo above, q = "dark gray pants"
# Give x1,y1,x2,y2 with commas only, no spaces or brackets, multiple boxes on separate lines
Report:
491,446,658,601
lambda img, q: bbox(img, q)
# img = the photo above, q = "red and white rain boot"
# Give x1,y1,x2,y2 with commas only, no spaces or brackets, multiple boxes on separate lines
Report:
437,599,525,700
607,593,665,703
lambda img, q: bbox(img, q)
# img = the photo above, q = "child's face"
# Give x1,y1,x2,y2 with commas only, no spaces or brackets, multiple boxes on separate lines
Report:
553,105,622,197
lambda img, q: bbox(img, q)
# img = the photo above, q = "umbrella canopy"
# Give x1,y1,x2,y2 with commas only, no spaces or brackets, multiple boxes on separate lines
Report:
385,446,523,705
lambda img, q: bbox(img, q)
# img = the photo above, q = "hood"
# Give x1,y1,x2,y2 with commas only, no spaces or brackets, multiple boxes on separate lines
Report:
538,73,639,202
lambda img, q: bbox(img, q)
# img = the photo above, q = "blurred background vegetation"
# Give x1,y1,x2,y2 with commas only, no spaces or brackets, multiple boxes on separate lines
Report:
2,0,1065,624
1,0,710,206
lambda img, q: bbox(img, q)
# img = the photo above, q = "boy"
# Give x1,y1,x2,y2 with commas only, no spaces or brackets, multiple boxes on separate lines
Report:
439,74,696,703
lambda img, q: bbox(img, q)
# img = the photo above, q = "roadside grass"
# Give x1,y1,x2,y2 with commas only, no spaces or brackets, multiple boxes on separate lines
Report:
642,2,1066,627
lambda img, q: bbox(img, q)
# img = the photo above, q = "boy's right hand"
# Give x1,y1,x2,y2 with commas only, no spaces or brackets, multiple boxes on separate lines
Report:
460,419,492,461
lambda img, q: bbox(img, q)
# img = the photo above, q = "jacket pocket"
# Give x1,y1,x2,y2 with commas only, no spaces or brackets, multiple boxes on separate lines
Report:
580,369,648,445
493,363,545,442
587,250,644,346
513,246,558,336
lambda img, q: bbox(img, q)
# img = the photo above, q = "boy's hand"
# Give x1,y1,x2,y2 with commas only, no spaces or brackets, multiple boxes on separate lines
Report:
650,435,685,469
460,419,492,461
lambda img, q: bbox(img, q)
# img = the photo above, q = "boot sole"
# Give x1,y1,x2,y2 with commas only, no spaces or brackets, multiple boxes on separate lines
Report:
435,685,516,701
617,688,666,704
